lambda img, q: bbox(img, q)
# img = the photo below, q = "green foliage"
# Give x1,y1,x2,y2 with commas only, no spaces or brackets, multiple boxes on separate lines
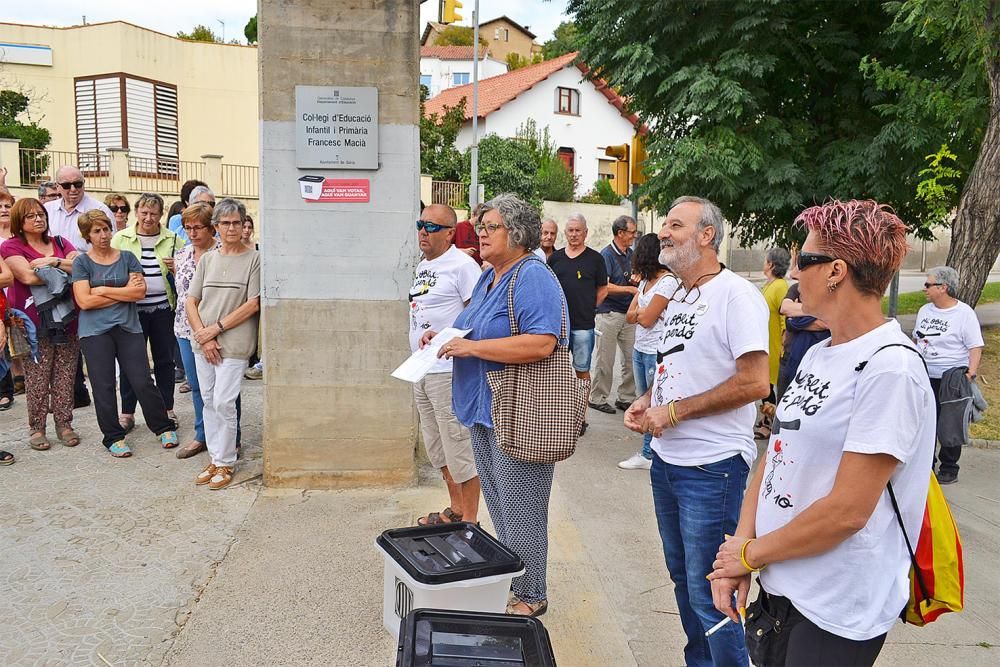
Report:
914,144,962,231
435,26,487,47
506,53,544,71
542,22,580,60
464,134,540,208
420,87,466,182
177,25,222,42
515,120,577,202
567,0,984,246
244,15,258,44
0,89,51,181
580,179,621,205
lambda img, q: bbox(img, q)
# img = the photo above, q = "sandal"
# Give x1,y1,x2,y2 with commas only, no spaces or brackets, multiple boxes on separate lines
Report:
178,381,192,394
418,507,463,526
159,431,179,449
108,441,132,458
29,433,50,451
119,415,136,434
0,450,14,465
176,440,207,459
507,597,548,617
58,428,81,447
0,396,13,411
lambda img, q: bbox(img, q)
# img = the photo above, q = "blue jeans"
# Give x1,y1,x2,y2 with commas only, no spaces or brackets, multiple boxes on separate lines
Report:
177,337,241,445
568,329,596,372
651,454,750,667
632,349,657,459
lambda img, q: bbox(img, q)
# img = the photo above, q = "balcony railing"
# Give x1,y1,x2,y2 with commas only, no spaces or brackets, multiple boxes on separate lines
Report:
221,163,259,199
127,157,205,193
431,180,468,208
19,149,111,190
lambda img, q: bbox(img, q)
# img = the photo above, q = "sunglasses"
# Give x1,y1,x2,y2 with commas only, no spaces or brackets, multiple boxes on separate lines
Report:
108,205,130,213
924,282,944,289
59,180,84,190
797,252,837,271
416,219,454,233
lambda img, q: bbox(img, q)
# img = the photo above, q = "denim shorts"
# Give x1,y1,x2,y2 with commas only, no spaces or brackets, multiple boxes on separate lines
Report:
569,329,596,372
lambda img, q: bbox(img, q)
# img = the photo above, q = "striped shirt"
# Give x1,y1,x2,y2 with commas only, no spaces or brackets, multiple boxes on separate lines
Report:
137,233,168,308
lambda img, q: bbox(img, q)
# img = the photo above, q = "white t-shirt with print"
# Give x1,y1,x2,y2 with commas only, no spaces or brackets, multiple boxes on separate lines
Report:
408,245,481,374
634,273,680,354
650,269,769,467
912,301,984,379
757,320,935,641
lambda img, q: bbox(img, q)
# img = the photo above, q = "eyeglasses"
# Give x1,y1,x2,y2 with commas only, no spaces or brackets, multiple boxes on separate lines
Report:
475,222,505,235
59,180,84,190
183,225,211,233
924,282,944,289
416,219,454,233
23,212,45,221
108,205,130,213
216,220,243,227
797,252,837,271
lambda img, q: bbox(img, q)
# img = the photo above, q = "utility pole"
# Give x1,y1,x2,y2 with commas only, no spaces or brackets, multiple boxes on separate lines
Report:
217,19,226,43
469,0,480,211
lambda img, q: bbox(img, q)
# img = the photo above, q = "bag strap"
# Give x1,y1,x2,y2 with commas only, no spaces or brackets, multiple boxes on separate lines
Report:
503,255,568,342
855,342,931,603
54,236,65,253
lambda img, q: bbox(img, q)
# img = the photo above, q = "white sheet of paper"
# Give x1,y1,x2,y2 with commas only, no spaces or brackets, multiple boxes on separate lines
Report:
391,328,472,383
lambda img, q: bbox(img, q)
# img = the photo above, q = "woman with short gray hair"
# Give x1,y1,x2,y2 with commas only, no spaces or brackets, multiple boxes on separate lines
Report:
424,193,569,616
186,198,261,490
913,265,984,484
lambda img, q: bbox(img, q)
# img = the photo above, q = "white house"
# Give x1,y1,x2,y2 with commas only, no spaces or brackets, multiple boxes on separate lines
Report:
424,52,643,197
419,45,508,99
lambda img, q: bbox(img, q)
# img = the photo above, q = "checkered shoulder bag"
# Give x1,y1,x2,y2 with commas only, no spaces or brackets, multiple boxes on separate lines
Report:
486,257,590,463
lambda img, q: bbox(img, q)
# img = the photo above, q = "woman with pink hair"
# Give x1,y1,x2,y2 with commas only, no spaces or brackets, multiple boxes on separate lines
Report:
707,200,935,665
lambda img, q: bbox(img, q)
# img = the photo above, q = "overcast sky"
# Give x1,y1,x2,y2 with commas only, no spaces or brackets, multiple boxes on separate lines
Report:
3,0,570,44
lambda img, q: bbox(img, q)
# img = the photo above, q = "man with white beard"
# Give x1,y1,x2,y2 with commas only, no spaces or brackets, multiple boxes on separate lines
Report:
624,196,770,667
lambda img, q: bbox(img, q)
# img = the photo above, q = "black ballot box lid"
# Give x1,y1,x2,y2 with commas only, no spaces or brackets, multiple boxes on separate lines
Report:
395,608,557,667
377,523,525,585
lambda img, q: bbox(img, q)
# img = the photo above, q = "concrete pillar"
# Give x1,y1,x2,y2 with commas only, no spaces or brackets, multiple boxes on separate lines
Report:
0,138,22,186
201,154,223,192
106,148,130,191
259,0,419,488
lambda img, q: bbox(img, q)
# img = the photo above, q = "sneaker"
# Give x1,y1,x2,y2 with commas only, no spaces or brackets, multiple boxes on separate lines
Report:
244,365,263,380
937,469,958,485
208,466,234,490
618,453,653,470
196,463,218,485
159,431,179,449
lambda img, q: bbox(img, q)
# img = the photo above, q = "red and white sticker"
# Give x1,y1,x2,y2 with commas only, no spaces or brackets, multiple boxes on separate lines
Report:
298,176,370,203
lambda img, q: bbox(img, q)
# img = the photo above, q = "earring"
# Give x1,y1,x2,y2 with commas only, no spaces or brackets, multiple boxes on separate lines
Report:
827,282,838,293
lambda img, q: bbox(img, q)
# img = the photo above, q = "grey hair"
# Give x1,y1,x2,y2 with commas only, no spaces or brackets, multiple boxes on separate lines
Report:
135,192,164,213
612,215,636,235
670,195,725,251
37,181,57,196
928,266,960,298
212,198,247,225
566,212,587,229
482,193,541,251
766,247,791,278
189,185,215,203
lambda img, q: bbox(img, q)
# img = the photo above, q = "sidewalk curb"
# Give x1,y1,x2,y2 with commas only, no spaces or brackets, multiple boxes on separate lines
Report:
969,438,1000,450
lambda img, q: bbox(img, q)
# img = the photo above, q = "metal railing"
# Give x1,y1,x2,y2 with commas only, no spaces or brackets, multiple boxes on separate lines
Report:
18,148,111,190
127,157,205,193
221,163,259,199
431,180,467,208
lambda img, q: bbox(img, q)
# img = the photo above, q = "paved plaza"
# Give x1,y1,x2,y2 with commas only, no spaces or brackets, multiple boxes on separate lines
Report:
1,376,999,665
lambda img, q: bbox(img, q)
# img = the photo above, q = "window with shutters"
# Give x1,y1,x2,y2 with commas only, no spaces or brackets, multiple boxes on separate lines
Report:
74,74,179,178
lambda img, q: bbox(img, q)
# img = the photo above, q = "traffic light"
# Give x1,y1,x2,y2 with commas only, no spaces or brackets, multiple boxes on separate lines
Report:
631,135,647,186
441,0,464,24
604,144,630,196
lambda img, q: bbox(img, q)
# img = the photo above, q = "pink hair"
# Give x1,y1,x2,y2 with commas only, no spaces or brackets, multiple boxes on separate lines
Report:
795,199,909,297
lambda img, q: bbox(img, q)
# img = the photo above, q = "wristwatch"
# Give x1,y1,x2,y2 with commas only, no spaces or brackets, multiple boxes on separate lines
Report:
217,320,226,333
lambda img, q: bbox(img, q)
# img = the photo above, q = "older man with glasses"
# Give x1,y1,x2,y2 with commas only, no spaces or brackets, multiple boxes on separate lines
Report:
44,165,113,251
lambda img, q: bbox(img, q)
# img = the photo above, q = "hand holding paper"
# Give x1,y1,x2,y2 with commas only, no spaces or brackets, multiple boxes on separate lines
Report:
391,327,471,383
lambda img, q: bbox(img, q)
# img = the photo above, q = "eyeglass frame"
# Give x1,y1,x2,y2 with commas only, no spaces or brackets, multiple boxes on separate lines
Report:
415,219,455,233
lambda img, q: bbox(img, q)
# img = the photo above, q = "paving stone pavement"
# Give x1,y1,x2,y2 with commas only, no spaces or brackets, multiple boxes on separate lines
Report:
0,375,265,666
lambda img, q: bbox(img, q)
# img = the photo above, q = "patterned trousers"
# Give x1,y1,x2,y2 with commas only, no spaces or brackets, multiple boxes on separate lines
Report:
469,424,555,604
23,336,80,434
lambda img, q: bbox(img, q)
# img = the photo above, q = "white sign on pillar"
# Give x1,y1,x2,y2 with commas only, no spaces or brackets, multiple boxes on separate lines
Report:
295,86,379,169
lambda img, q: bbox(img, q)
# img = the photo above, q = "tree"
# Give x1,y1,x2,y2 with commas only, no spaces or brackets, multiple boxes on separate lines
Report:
865,0,998,305
245,15,258,44
568,1,951,246
516,120,577,201
434,26,488,47
542,22,580,60
506,53,543,71
177,25,222,42
420,86,466,182
0,89,51,181
464,134,540,208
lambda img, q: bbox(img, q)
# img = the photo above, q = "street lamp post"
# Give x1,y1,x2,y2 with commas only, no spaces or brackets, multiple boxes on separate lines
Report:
469,0,480,211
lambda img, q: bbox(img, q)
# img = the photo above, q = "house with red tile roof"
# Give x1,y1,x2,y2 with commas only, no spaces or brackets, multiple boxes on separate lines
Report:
424,52,644,196
419,45,507,98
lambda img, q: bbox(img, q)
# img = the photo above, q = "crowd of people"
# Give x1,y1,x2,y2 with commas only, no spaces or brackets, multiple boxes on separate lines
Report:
0,167,260,489
409,192,982,664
